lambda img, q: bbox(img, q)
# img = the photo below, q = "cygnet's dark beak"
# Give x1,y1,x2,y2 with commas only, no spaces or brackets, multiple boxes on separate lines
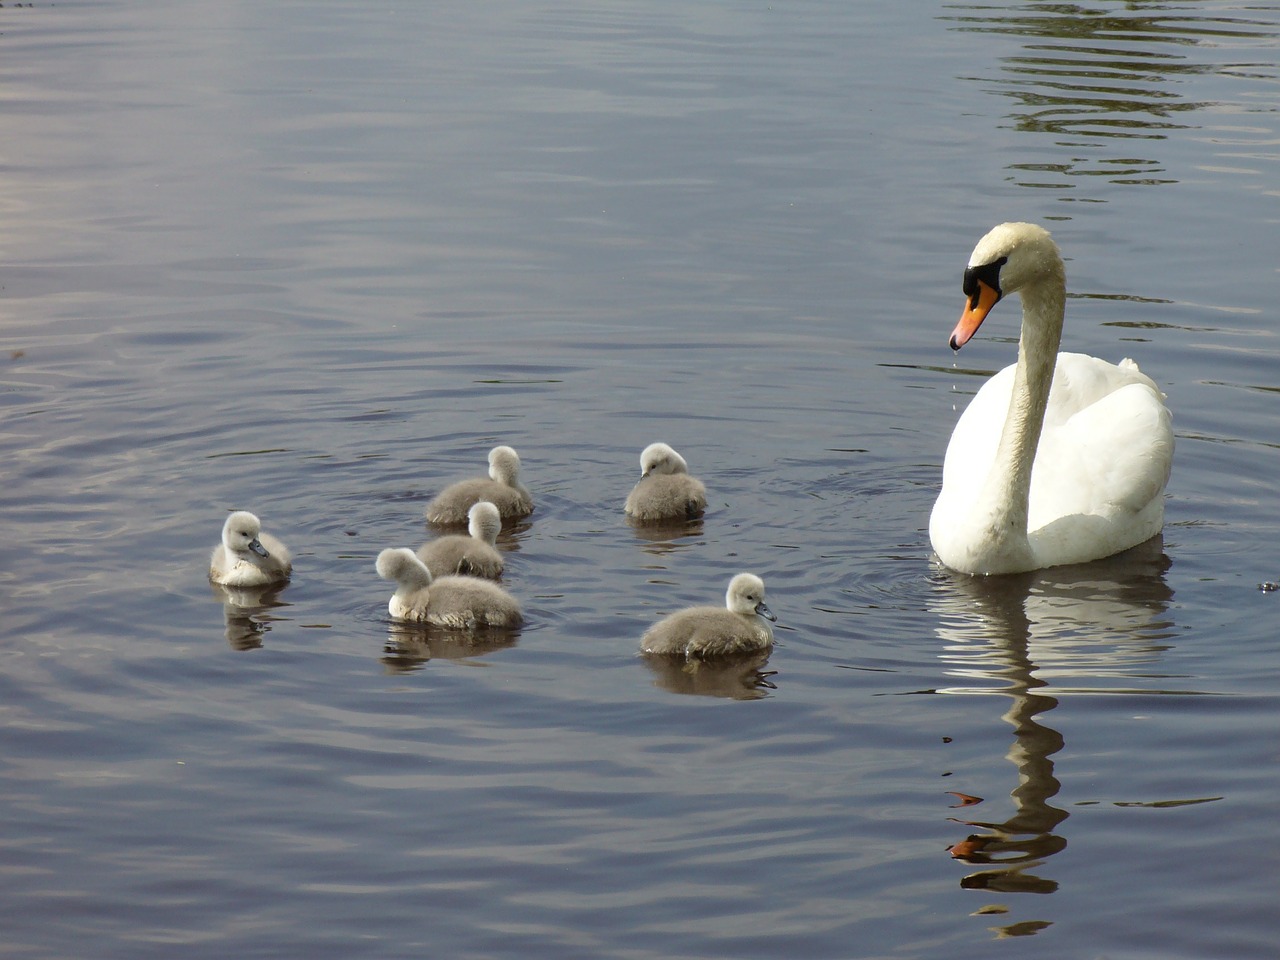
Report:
249,538,270,558
755,600,777,622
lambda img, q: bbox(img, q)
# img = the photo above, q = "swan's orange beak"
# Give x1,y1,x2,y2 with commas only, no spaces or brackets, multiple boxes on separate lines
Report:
950,279,1000,350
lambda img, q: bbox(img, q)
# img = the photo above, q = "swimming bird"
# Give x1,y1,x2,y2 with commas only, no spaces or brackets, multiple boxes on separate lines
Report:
209,511,292,587
640,573,776,659
424,445,533,525
375,547,522,628
930,222,1174,575
417,501,504,580
624,442,707,522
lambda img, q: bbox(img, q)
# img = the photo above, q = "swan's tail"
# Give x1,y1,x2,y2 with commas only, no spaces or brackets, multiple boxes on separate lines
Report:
1119,357,1169,402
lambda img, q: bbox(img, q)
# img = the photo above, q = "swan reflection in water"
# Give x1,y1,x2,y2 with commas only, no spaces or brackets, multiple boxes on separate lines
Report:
210,582,292,651
929,536,1174,937
380,621,520,673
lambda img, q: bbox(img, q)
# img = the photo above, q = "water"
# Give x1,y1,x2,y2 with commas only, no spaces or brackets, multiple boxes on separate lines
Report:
2,2,1278,957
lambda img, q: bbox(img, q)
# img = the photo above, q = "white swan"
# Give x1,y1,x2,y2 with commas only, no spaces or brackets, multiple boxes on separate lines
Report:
640,573,776,659
210,511,292,586
417,501,504,580
930,222,1174,575
624,442,708,522
424,446,533,525
375,548,522,628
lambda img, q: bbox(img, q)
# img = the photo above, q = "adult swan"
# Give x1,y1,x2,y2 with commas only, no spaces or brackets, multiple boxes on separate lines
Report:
930,222,1174,575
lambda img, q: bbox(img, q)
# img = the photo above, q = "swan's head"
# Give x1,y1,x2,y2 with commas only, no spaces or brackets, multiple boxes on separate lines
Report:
467,501,502,544
639,442,689,477
488,445,522,485
222,511,270,558
951,222,1064,350
376,547,433,586
726,573,777,622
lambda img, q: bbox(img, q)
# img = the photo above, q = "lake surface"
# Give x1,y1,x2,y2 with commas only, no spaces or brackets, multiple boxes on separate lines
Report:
2,2,1278,957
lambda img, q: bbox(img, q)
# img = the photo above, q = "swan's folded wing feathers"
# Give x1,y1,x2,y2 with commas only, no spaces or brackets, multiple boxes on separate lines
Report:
940,362,1015,497
1031,379,1172,525
1041,353,1161,426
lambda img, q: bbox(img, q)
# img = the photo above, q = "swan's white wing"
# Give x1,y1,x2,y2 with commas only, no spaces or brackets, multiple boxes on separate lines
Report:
1029,354,1173,527
1022,354,1173,571
938,362,1017,505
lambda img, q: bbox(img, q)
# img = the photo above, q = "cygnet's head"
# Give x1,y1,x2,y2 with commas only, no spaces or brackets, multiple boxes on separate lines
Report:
222,511,269,558
467,501,502,544
376,547,432,587
639,442,689,477
726,573,776,621
488,445,522,485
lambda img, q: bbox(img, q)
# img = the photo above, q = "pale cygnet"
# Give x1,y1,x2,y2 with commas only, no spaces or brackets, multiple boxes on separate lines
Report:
424,445,533,525
417,501,505,580
624,442,707,522
640,573,776,659
209,511,292,587
375,547,522,628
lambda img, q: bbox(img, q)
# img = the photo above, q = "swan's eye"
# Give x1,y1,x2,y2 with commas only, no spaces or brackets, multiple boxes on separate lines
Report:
962,256,1007,309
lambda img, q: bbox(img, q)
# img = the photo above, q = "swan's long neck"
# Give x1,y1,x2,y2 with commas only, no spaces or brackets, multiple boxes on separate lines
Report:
981,278,1065,559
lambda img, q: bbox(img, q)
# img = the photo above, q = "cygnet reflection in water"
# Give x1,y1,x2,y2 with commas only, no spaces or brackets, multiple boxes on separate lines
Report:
380,621,520,672
424,445,533,526
209,511,292,587
210,581,291,651
641,649,776,699
629,517,706,547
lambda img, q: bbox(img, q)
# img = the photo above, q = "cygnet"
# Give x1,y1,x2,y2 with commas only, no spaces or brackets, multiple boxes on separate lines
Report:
417,501,504,580
210,511,292,587
624,442,707,522
640,573,776,659
425,445,533,525
375,547,522,628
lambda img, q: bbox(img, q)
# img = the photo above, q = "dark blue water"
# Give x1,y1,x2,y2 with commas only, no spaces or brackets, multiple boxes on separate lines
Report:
2,2,1278,957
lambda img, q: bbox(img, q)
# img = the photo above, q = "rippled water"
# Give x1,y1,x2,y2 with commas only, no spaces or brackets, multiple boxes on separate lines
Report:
2,2,1279,958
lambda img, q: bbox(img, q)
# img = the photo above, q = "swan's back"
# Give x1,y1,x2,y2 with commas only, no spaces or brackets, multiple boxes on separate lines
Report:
1030,355,1172,521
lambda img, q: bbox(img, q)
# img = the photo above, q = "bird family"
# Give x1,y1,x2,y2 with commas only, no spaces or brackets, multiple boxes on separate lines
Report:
210,223,1174,660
